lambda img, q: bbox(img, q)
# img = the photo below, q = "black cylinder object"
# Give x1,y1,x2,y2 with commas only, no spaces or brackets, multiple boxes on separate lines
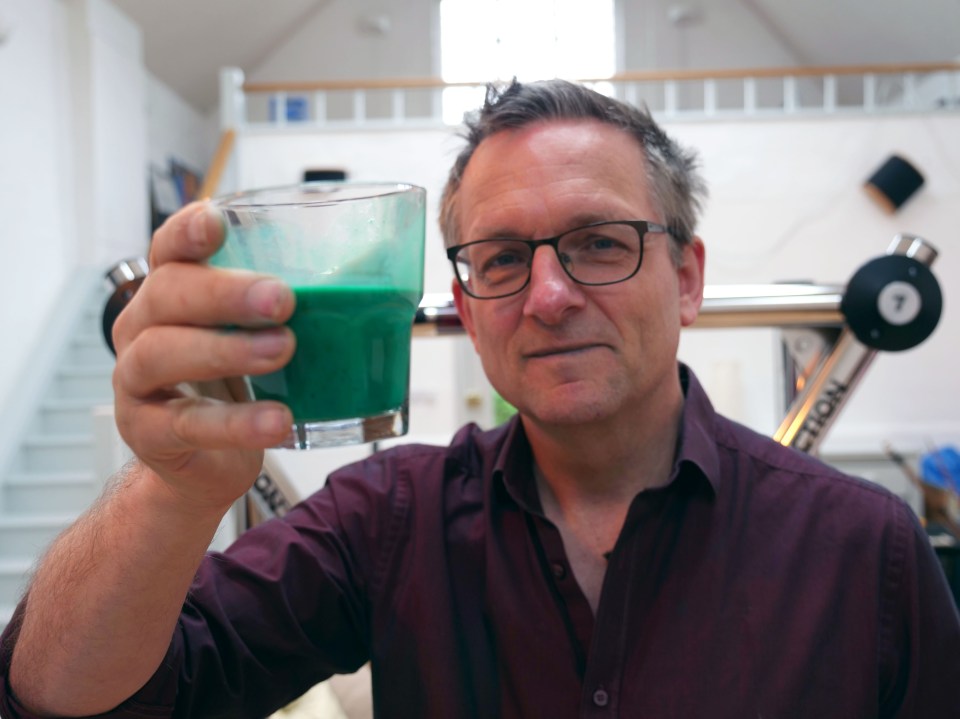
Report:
864,155,925,213
102,258,149,356
302,169,347,182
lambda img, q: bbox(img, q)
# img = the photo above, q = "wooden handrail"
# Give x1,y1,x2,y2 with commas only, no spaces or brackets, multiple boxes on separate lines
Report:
199,129,236,200
613,61,960,81
242,61,960,94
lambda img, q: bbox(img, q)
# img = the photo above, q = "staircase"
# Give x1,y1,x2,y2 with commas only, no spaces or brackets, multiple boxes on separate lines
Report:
0,277,114,632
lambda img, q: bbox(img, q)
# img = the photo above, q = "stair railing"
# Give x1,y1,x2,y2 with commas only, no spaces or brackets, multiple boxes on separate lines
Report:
219,61,960,130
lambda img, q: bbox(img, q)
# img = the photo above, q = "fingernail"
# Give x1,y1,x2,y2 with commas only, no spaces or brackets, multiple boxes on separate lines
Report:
246,279,290,321
255,408,290,437
250,328,290,358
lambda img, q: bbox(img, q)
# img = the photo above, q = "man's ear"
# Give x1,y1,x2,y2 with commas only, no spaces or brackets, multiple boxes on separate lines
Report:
678,237,705,328
452,279,480,351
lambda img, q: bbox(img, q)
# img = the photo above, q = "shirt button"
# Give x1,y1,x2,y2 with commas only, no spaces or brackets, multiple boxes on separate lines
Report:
592,689,609,707
550,562,567,580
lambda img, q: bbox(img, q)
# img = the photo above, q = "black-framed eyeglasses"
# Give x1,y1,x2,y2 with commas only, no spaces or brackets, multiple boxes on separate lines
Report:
447,220,670,300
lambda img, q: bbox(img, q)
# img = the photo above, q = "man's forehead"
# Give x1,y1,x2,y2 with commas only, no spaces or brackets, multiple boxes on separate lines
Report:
456,119,654,236
459,120,650,201
472,117,644,158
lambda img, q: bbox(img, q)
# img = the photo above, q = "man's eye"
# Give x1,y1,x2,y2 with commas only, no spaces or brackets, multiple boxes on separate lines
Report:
576,234,629,255
588,236,620,251
490,252,524,267
480,249,527,273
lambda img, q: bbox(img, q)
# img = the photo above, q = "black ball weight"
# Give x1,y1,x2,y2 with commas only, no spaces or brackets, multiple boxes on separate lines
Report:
841,254,942,351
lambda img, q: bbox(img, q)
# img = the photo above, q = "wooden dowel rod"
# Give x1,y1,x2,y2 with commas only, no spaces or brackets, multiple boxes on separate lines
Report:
242,62,960,94
198,129,236,200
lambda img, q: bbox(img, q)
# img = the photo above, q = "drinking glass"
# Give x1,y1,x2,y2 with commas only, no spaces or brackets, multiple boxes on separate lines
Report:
210,182,426,449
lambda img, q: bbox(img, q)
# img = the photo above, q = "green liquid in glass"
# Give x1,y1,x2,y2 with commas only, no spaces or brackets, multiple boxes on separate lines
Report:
250,285,419,422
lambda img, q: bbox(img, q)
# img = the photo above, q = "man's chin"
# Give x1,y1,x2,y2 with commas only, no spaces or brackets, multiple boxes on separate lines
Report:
516,386,619,427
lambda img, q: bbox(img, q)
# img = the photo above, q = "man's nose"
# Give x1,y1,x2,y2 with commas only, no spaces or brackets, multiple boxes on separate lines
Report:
522,246,585,322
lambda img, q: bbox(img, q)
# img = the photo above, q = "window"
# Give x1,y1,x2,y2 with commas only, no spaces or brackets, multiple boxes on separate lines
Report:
439,0,617,124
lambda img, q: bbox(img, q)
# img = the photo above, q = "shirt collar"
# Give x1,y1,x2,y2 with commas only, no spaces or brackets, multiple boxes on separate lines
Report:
493,415,542,514
492,363,722,511
674,363,722,496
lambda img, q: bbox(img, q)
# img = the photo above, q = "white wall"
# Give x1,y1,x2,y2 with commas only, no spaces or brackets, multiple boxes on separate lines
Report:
0,0,149,464
673,114,960,454
82,0,149,265
0,0,78,444
146,76,218,172
0,0,220,473
146,73,220,214
56,0,150,269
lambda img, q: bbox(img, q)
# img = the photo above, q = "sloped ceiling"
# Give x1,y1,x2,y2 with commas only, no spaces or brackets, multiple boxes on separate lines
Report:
110,0,333,111
111,0,960,113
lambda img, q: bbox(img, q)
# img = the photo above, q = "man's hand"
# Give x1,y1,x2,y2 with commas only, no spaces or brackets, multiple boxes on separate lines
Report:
112,201,297,512
7,202,299,714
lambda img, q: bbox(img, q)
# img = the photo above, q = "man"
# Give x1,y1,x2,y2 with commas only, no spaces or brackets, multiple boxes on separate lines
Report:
2,80,959,718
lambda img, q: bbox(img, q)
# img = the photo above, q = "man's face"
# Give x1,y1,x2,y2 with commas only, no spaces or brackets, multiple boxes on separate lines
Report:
452,119,705,429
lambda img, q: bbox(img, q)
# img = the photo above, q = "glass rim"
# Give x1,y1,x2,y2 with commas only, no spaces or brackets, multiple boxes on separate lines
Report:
212,181,425,210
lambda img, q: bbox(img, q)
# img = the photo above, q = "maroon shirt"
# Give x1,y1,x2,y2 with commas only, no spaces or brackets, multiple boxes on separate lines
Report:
2,366,959,718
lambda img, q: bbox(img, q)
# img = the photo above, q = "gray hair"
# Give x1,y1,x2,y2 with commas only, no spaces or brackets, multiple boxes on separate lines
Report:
439,79,707,263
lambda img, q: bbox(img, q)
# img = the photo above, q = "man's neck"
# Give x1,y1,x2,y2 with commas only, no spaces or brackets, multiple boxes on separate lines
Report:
522,389,685,510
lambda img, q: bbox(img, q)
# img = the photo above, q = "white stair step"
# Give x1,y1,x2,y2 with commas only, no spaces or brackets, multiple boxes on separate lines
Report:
84,299,107,323
4,472,100,514
75,332,106,352
19,435,95,473
0,515,76,560
68,320,105,345
50,366,114,401
0,559,35,606
32,399,101,434
66,333,114,365
80,300,108,332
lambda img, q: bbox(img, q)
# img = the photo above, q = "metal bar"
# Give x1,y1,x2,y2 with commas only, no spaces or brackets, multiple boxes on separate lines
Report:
414,284,846,337
353,90,366,123
773,235,939,453
274,92,288,126
783,76,798,112
313,91,327,125
704,79,717,116
773,329,877,452
823,75,837,112
864,74,877,111
220,67,247,130
392,88,405,123
431,87,442,123
744,77,757,114
664,80,678,116
903,73,917,109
